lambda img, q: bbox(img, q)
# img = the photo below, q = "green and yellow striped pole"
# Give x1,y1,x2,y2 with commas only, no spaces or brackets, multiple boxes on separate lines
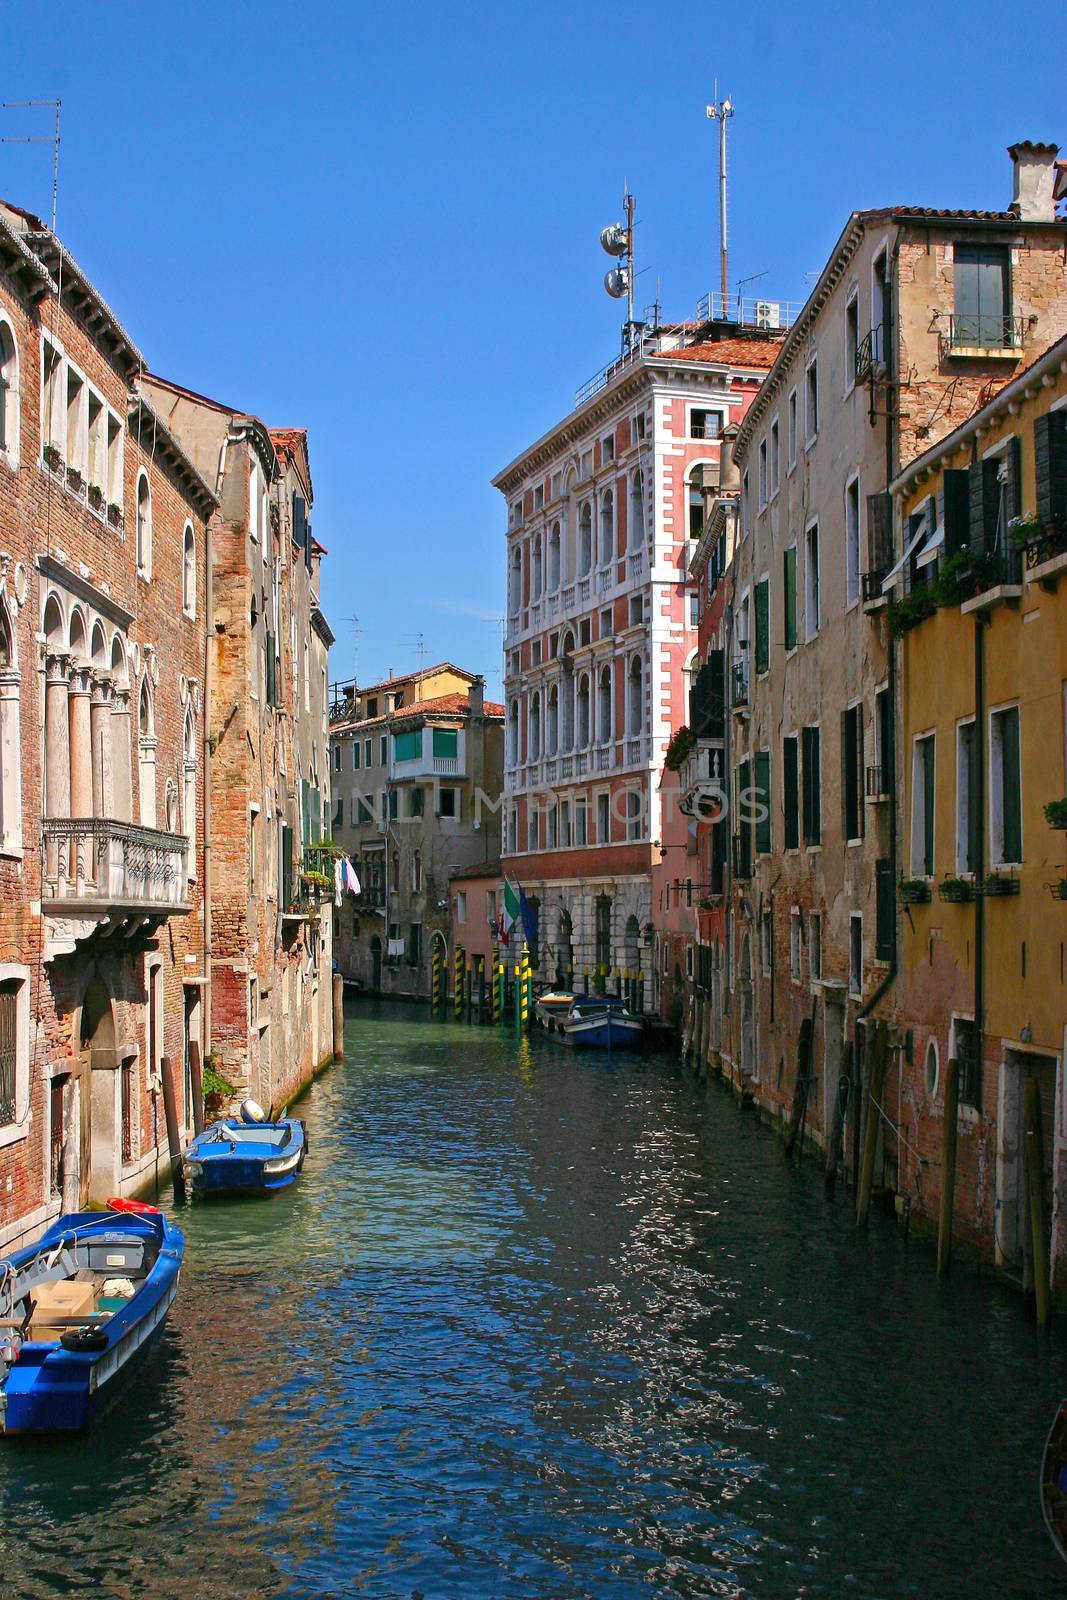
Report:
477,955,486,1024
514,956,522,1036
491,947,502,1024
453,946,464,1019
431,946,442,1015
523,945,534,1033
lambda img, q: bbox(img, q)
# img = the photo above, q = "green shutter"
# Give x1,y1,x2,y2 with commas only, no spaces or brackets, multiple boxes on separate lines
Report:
969,458,1001,555
393,729,421,762
875,858,893,961
943,469,971,558
281,824,294,909
1034,411,1067,525
922,738,935,876
802,726,821,845
432,728,459,758
737,759,752,878
784,736,799,850
755,578,770,674
1001,709,1022,863
783,548,797,650
754,750,771,855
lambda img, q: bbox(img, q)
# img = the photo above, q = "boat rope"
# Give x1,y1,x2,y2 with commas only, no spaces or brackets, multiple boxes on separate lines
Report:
869,1093,930,1170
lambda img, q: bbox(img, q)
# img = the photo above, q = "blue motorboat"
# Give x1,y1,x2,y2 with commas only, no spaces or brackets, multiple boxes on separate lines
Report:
0,1202,183,1434
182,1110,306,1196
562,994,646,1051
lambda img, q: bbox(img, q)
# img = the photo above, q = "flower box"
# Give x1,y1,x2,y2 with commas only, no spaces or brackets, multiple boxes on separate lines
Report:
66,466,84,493
87,484,105,511
1044,798,1067,831
42,444,62,473
981,873,1020,897
899,879,931,905
1047,880,1067,902
107,502,123,530
938,878,975,904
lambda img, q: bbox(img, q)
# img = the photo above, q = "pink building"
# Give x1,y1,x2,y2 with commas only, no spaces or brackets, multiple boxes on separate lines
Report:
493,326,781,1003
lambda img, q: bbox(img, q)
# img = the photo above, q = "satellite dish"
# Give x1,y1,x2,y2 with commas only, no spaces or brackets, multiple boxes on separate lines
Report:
604,267,630,299
600,224,627,257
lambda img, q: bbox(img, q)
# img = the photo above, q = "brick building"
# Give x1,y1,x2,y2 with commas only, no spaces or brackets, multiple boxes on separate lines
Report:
721,141,1067,1181
141,378,335,1108
494,322,782,1001
0,202,213,1251
329,665,503,997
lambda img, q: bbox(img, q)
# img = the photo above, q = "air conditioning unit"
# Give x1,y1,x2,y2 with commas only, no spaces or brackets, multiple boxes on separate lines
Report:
755,300,781,330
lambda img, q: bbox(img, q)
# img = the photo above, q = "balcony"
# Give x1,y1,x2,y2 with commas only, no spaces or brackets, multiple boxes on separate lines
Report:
730,659,750,711
679,743,726,817
865,764,889,802
577,578,591,605
1020,519,1067,589
854,326,885,385
629,552,644,580
595,745,613,771
732,832,753,881
624,735,648,768
596,568,613,595
862,569,887,609
42,818,189,959
937,314,1029,360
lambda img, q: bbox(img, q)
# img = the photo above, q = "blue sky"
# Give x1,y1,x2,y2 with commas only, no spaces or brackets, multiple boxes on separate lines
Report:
4,1,1064,698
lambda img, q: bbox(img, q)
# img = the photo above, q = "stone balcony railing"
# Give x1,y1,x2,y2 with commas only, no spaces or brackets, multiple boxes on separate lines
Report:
41,817,190,958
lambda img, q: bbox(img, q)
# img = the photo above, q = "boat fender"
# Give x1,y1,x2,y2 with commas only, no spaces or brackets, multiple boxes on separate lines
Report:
106,1197,161,1216
241,1098,267,1124
60,1326,108,1354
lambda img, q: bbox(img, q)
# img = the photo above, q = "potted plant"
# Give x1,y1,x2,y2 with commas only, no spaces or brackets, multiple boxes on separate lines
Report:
1008,513,1043,547
938,876,975,903
66,465,83,493
42,443,62,473
887,590,937,638
87,483,105,511
664,725,695,771
301,868,333,895
899,877,931,904
1048,880,1067,902
201,1055,235,1122
107,501,123,529
1044,798,1067,830
982,871,1020,897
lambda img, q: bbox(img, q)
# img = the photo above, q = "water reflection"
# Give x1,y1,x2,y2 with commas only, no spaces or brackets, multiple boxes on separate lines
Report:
0,1000,1063,1598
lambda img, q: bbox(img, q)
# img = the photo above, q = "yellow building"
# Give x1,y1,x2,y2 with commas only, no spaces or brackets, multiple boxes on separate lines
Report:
891,330,1067,1301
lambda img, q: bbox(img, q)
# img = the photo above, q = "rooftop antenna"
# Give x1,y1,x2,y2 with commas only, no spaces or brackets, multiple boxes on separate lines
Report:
342,614,361,685
706,86,734,315
2,99,61,233
403,632,426,673
600,186,638,353
735,269,768,323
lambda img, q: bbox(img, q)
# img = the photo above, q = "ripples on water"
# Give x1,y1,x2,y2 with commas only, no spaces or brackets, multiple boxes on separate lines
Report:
0,1002,1063,1598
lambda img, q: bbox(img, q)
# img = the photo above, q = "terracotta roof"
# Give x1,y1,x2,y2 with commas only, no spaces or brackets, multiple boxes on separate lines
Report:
652,338,783,369
450,861,502,882
332,691,503,734
352,662,477,696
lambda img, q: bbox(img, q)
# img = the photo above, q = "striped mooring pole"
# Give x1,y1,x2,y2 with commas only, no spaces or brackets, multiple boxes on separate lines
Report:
453,946,464,1019
492,947,502,1024
517,946,529,1034
431,946,443,1015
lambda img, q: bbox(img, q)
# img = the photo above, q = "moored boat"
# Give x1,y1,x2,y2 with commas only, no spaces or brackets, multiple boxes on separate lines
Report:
182,1112,306,1196
562,994,646,1051
1042,1398,1067,1564
0,1203,183,1434
535,990,574,1032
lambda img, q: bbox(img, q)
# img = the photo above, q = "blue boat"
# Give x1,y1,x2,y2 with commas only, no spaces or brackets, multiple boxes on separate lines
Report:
562,994,646,1051
0,1203,183,1434
182,1114,306,1196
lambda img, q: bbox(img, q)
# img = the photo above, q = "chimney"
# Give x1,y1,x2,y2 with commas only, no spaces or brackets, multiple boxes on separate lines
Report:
720,422,741,494
1008,141,1060,222
468,676,485,717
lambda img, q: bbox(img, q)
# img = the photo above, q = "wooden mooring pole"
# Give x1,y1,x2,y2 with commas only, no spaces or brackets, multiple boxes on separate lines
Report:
160,1055,185,1198
1024,1074,1051,1328
188,1039,205,1137
823,1040,852,1200
332,972,345,1061
936,1056,960,1276
856,1021,888,1228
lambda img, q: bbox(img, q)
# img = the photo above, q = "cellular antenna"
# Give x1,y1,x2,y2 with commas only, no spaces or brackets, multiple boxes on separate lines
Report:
2,99,61,233
600,187,639,354
706,86,734,314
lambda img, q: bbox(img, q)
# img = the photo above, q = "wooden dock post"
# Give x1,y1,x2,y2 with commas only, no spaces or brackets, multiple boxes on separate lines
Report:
1024,1074,1051,1328
332,972,345,1061
824,1040,852,1200
856,1021,889,1228
785,1015,814,1160
936,1056,960,1276
453,947,464,1020
160,1055,185,1198
188,1039,205,1137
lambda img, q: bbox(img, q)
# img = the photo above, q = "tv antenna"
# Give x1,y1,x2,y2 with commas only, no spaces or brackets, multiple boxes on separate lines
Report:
706,86,734,312
403,632,426,672
342,614,361,684
2,99,61,233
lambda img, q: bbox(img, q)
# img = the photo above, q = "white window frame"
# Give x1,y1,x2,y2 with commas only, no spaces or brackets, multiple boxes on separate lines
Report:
769,416,780,500
787,387,797,472
848,913,863,999
955,716,976,875
844,476,861,610
804,519,820,641
135,470,152,579
0,315,20,470
844,291,859,397
805,356,819,446
910,730,936,878
0,964,30,1149
989,701,1023,867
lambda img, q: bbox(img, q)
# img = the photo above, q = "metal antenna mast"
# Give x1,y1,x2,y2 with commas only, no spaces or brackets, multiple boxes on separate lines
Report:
342,615,361,684
706,86,734,313
2,99,61,232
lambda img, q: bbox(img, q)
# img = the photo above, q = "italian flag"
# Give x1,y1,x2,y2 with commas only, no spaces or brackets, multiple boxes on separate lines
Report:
499,879,521,947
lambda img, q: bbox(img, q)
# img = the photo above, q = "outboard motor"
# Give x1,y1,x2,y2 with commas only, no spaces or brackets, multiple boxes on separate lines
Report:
240,1098,267,1125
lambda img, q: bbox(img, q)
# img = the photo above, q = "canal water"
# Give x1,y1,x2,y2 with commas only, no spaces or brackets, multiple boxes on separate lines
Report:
1,1001,1063,1598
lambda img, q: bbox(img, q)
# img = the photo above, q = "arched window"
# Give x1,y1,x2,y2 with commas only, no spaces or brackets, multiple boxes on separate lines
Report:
548,521,561,591
625,914,641,971
625,790,643,841
135,473,152,577
529,691,541,761
531,533,543,601
138,675,156,828
412,850,422,893
576,673,590,747
599,489,614,566
578,501,592,576
391,851,400,893
629,468,644,549
182,524,196,617
925,1037,939,1098
0,319,19,463
560,652,574,752
0,595,21,851
507,699,519,768
546,684,559,757
183,707,197,880
68,607,87,665
627,655,643,737
509,546,522,616
597,665,612,745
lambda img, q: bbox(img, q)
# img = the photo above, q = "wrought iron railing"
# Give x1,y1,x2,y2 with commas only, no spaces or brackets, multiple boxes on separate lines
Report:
938,314,1028,355
41,818,188,909
730,659,750,708
854,325,884,384
865,764,887,799
1020,520,1067,572
862,569,886,603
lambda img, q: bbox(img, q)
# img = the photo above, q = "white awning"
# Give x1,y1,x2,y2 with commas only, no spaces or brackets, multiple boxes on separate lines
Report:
915,520,945,570
881,512,928,593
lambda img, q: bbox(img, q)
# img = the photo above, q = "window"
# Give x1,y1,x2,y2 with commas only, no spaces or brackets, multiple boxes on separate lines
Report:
486,889,497,927
599,489,614,565
456,890,467,923
871,250,889,366
412,851,422,892
801,724,821,846
632,412,646,444
789,910,802,981
575,794,588,846
925,1038,939,1098
387,790,398,822
990,705,1022,865
689,591,699,628
352,741,361,770
628,594,643,628
597,791,610,843
135,473,152,577
783,735,799,850
627,655,643,737
409,787,424,818
595,894,612,969
849,915,863,999
691,408,721,440
770,418,780,498
842,703,864,843
353,794,374,825
741,470,750,539
602,433,615,463
0,599,21,852
527,807,539,851
364,738,372,768
875,687,893,800
845,296,858,389
0,320,18,464
42,337,62,452
809,914,822,982
65,363,86,474
805,358,819,442
754,750,771,855
629,469,644,547
787,388,797,470
953,242,1010,348
599,606,613,639
845,478,861,607
546,805,558,849
559,799,571,847
182,524,196,616
625,787,642,841
783,546,797,650
754,578,769,674
956,720,978,875
954,1016,981,1111
393,729,420,762
379,734,387,766
760,910,772,975
437,786,458,819
804,523,820,639
758,439,768,509
911,733,936,876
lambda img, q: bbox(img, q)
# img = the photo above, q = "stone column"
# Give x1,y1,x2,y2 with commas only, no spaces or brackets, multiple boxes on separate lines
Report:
90,672,114,819
0,665,22,853
110,686,132,824
138,734,157,830
68,664,94,888
44,650,71,881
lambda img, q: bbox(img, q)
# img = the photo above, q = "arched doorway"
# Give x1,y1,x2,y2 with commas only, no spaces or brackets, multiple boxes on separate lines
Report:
78,977,116,1206
739,933,754,1079
369,934,382,992
557,909,573,988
